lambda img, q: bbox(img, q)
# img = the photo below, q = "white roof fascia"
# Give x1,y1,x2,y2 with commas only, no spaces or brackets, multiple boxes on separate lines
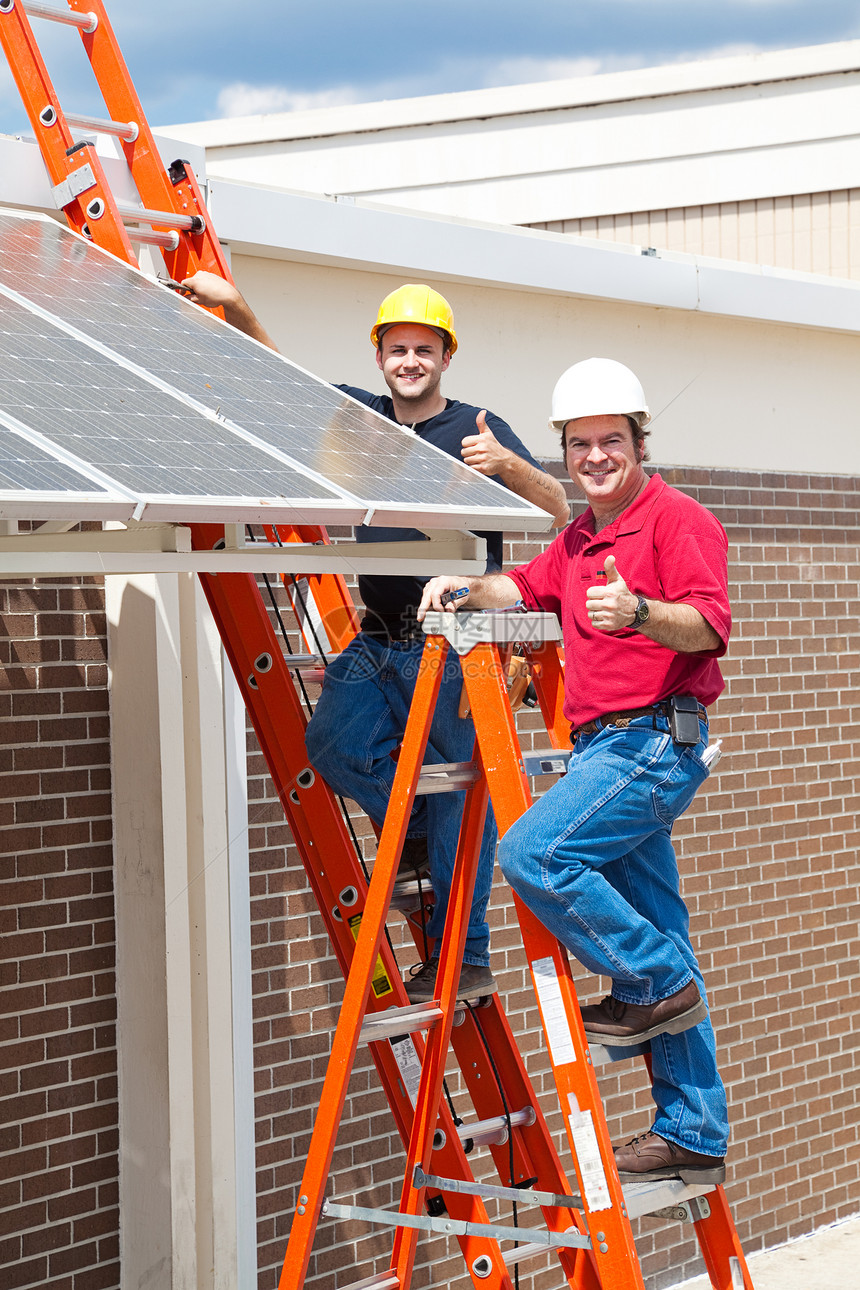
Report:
164,40,860,148
0,131,207,215
207,178,860,336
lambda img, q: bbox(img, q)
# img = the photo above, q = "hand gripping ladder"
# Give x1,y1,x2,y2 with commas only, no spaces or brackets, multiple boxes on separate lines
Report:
275,608,755,1290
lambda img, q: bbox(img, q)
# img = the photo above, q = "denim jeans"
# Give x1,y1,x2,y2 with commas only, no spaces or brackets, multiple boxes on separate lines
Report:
498,712,729,1156
304,633,497,966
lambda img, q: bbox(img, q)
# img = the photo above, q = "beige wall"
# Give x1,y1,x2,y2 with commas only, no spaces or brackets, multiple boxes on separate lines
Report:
529,188,860,280
232,251,860,477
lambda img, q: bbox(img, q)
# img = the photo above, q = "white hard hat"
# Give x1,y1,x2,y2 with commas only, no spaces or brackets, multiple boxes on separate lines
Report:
549,358,651,431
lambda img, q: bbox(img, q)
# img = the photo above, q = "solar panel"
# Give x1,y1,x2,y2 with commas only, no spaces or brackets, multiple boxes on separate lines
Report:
0,286,359,524
0,210,548,531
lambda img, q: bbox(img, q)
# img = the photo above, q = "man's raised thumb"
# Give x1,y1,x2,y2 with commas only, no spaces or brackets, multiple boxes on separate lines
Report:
604,555,621,582
476,409,490,434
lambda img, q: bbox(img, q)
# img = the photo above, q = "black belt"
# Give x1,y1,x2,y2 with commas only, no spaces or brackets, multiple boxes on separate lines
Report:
572,701,707,739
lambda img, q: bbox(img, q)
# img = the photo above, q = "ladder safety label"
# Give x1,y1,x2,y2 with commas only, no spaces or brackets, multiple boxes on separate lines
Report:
389,1034,422,1106
532,957,577,1066
567,1105,613,1212
347,914,394,998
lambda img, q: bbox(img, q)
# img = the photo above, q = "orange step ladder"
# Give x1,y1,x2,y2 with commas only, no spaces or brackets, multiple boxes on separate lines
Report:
274,608,754,1290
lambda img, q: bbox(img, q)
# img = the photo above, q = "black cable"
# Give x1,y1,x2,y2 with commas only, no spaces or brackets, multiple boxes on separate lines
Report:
467,1002,522,1290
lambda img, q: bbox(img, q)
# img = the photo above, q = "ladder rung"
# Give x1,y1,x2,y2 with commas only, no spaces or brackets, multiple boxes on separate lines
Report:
20,0,97,31
358,1003,442,1043
126,227,180,251
116,200,203,233
282,652,333,669
339,1274,399,1290
66,112,138,142
456,1106,536,1148
415,761,479,794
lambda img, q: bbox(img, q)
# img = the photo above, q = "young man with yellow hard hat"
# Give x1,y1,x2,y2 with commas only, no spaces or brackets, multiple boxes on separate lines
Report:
181,273,569,1003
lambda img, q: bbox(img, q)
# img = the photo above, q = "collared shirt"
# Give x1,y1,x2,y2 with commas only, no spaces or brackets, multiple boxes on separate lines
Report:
507,473,731,728
335,387,543,634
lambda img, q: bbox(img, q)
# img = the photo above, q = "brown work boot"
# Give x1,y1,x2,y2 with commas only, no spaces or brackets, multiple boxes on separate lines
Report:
404,959,497,1005
580,980,706,1047
397,836,430,879
614,1130,726,1185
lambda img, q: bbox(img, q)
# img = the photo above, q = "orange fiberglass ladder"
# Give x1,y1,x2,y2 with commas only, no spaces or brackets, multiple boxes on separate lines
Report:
0,7,754,1287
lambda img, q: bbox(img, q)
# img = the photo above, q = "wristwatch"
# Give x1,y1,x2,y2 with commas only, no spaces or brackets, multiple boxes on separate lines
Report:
630,595,650,629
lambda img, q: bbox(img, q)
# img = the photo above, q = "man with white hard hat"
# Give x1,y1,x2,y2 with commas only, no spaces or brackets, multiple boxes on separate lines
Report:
419,357,731,1185
182,273,569,1005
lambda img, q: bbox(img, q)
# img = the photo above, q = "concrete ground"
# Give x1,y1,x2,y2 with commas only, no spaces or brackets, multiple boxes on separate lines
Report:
674,1214,860,1288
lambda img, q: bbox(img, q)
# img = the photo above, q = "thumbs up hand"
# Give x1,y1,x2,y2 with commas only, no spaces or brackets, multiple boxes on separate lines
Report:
585,555,639,632
461,409,511,475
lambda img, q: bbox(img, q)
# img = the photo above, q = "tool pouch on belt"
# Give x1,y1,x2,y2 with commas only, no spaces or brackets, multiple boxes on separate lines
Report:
668,694,701,747
458,654,533,719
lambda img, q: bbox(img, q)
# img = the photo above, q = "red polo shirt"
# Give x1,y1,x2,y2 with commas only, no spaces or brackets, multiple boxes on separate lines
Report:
508,474,731,729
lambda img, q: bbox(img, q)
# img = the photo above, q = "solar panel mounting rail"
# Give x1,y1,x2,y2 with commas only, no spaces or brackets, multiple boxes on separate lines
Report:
0,6,755,1287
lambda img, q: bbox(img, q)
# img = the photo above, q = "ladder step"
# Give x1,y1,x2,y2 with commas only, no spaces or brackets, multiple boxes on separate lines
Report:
622,1178,716,1221
339,1274,400,1290
503,1241,553,1267
521,748,572,776
456,1106,536,1149
415,761,479,794
588,1037,652,1066
358,1003,442,1043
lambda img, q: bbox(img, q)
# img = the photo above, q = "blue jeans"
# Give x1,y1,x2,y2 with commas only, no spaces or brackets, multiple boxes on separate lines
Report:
304,633,497,966
498,712,729,1156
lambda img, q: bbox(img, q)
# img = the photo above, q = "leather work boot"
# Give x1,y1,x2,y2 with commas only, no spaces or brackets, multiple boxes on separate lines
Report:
397,836,430,880
404,959,497,1005
615,1130,726,1185
580,980,707,1047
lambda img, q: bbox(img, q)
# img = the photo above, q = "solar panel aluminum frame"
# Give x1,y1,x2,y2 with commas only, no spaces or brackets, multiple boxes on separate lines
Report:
0,208,554,534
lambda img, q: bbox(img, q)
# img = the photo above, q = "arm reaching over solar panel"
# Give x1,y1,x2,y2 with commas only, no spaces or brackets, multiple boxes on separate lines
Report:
421,359,732,1186
181,270,279,352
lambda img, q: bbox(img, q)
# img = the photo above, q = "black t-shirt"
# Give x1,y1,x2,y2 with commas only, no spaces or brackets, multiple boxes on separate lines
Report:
335,385,545,637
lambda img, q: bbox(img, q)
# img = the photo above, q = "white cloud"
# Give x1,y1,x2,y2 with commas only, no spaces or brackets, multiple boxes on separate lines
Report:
216,82,359,118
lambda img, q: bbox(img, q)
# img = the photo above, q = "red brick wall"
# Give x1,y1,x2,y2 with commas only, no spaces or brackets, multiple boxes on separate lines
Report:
3,465,860,1290
248,466,860,1289
0,577,118,1290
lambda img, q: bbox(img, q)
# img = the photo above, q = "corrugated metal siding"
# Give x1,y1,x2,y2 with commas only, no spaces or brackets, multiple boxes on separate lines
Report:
527,190,860,278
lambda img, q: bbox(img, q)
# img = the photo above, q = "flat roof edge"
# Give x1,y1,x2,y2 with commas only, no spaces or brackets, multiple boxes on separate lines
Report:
163,40,860,149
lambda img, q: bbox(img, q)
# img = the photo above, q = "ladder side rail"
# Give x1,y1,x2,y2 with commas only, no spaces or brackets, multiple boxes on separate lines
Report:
0,2,137,262
461,641,649,1290
447,999,603,1290
66,0,233,284
691,1187,754,1290
392,770,495,1286
264,524,361,653
638,1054,751,1290
277,636,447,1290
527,638,570,749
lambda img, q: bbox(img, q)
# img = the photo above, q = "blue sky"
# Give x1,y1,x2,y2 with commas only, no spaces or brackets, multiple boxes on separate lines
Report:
1,0,858,133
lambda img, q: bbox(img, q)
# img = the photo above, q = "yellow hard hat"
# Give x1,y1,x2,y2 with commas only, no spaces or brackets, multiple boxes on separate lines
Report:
370,284,458,353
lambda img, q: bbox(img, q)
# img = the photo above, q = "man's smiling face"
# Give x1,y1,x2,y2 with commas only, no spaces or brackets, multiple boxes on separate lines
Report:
375,323,450,407
563,414,647,521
